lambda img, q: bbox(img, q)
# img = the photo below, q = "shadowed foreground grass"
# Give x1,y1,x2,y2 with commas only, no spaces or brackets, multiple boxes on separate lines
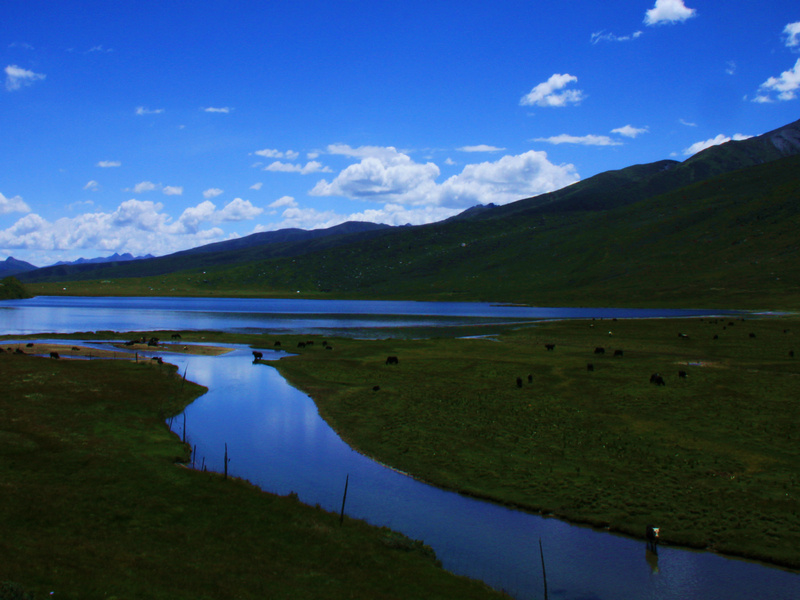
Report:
0,352,501,600
271,315,800,570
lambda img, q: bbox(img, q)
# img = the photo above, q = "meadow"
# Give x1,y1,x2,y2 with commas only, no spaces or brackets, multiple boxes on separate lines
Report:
270,315,800,569
0,348,501,600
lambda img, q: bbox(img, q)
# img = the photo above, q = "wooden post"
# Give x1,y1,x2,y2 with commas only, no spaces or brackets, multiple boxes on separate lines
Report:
339,474,349,525
539,538,548,600
224,443,228,479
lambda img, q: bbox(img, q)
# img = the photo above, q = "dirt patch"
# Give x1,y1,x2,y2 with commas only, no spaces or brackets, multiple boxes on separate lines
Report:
3,341,232,360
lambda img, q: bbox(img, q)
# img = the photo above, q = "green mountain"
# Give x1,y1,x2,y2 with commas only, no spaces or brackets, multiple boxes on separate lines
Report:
19,118,800,309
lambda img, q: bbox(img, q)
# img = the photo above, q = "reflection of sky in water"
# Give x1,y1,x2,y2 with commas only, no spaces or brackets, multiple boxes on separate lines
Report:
0,296,744,336
164,347,799,600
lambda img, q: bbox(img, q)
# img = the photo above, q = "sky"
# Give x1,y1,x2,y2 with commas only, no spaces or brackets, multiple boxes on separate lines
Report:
2,0,799,266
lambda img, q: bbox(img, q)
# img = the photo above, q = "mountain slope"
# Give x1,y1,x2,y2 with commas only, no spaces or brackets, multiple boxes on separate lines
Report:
20,221,390,283
0,257,38,277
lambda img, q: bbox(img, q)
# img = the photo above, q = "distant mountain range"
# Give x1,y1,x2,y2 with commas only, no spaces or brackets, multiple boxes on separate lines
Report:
1,252,154,277
15,117,800,308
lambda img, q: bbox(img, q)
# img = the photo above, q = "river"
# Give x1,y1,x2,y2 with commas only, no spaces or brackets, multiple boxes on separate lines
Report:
1,296,798,599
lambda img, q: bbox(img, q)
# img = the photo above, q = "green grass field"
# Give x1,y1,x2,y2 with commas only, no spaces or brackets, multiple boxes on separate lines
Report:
270,315,800,569
0,351,501,600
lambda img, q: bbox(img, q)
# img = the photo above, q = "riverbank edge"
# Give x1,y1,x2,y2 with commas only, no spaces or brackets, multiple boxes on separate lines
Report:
0,348,505,600
266,324,800,575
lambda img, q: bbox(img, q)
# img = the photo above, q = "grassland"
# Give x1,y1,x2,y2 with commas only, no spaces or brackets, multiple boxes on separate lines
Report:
270,315,800,570
0,349,501,600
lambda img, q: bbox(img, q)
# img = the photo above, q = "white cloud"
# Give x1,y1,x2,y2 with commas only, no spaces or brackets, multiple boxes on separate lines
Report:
135,106,164,115
679,118,697,127
97,160,121,168
644,0,696,26
520,73,585,107
458,145,506,152
254,148,300,161
216,198,263,222
250,182,263,190
132,181,158,193
4,64,45,91
204,106,231,113
268,196,298,209
611,125,649,138
203,188,224,199
534,134,622,146
310,145,578,209
726,61,737,76
83,180,100,191
162,186,183,196
0,192,31,215
264,160,331,174
784,22,800,48
755,58,800,102
0,199,228,258
311,146,440,204
683,133,752,156
590,30,643,44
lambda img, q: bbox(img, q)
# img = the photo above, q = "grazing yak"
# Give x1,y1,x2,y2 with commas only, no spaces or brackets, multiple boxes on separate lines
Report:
594,347,605,354
613,349,624,358
544,343,556,351
650,373,666,386
385,356,399,365
49,351,60,359
252,351,263,361
587,363,594,372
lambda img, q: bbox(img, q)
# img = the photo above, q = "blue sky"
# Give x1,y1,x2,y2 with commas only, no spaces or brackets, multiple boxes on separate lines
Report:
2,0,799,266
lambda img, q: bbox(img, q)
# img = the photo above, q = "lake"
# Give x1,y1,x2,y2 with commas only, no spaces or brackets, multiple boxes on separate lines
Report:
1,296,797,599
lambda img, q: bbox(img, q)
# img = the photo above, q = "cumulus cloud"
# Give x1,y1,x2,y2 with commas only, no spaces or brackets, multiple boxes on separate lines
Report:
0,199,229,258
216,198,262,222
310,145,578,209
135,106,164,115
611,125,649,138
97,160,121,168
0,192,31,215
132,181,158,193
533,134,622,146
520,73,585,107
590,30,643,44
644,0,696,26
458,145,506,152
203,188,224,199
268,196,298,209
754,58,800,102
162,186,183,196
784,22,800,48
4,64,45,91
311,146,440,204
250,182,263,190
683,133,752,156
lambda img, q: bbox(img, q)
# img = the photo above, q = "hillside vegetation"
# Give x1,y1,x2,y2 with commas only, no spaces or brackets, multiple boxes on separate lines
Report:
0,276,33,300
28,154,800,309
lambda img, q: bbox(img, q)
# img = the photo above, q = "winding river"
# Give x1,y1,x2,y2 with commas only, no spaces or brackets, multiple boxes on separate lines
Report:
2,297,798,599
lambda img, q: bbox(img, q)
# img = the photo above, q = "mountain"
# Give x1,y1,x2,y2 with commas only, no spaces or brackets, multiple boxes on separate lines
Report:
0,257,38,277
51,252,154,267
19,221,391,283
16,117,800,309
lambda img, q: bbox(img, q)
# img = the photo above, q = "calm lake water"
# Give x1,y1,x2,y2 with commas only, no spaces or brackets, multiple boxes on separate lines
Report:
2,296,797,599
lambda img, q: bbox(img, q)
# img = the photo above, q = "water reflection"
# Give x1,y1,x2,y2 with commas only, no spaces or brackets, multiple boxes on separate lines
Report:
163,346,798,600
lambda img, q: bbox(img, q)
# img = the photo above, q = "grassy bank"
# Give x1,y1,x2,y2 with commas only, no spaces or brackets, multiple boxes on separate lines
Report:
270,315,800,570
0,351,501,600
